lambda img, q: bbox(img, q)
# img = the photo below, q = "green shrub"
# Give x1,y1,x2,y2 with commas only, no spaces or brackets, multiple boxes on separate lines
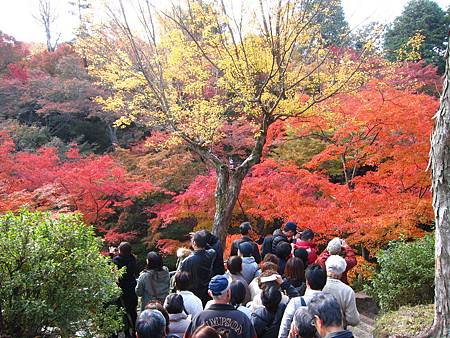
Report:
0,210,122,337
365,234,435,312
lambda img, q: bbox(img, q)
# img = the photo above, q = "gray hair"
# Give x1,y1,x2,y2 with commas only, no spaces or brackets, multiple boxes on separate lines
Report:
292,308,317,338
136,309,166,338
325,255,347,276
327,238,342,255
308,293,343,328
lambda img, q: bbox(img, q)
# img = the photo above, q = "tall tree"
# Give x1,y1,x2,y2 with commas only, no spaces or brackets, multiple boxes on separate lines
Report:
384,0,448,73
34,0,60,52
312,0,350,46
428,36,450,337
68,0,92,37
81,0,367,245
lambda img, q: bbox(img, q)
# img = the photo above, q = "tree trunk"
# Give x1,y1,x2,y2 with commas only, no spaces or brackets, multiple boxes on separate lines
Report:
427,40,450,338
106,123,118,148
211,165,246,246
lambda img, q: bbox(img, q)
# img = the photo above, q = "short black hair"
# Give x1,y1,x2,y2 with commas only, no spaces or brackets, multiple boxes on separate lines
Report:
305,264,327,291
118,242,132,255
227,256,243,275
135,309,166,338
261,286,282,313
193,231,207,248
293,308,317,338
239,222,251,235
275,241,292,260
308,293,343,328
146,251,163,270
164,293,184,314
175,271,192,291
300,229,314,241
230,280,246,306
294,247,309,268
238,241,253,257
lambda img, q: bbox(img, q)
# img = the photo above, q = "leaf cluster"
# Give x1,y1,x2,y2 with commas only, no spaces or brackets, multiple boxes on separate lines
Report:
365,234,435,312
0,209,122,337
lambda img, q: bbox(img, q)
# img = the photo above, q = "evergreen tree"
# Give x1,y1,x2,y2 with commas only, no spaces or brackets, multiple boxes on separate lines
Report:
384,0,448,73
317,0,350,46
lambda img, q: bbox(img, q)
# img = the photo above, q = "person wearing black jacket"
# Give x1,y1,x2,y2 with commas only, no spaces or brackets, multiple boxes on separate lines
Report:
110,242,138,338
230,222,261,263
261,222,297,258
204,230,225,276
251,286,287,338
180,231,215,306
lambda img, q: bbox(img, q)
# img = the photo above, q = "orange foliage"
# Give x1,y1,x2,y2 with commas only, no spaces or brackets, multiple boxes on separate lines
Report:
155,81,437,255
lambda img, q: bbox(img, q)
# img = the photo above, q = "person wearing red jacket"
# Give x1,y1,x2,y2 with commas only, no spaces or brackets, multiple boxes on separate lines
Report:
315,237,356,285
294,229,318,266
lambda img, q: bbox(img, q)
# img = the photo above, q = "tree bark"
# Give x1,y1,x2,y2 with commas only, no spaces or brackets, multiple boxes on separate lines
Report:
426,39,450,338
210,116,270,246
211,165,246,246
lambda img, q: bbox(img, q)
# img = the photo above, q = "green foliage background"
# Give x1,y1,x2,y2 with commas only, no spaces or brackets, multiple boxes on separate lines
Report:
0,210,122,337
384,0,449,73
366,234,435,311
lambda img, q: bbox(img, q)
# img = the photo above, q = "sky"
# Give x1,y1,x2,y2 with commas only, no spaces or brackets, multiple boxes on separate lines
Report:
1,0,450,43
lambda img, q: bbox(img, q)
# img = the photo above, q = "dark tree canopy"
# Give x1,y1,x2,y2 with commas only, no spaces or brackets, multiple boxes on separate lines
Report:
315,0,350,46
384,0,449,73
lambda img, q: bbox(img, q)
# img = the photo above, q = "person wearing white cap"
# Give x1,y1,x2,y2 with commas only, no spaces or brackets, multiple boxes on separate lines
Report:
316,238,357,285
323,255,360,328
184,274,257,338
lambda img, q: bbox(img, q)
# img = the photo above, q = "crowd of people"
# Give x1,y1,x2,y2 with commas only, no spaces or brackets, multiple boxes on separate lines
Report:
109,221,360,338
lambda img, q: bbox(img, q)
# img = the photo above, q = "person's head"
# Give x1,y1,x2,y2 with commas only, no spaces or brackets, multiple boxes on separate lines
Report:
201,229,217,246
239,222,252,235
176,247,192,260
227,256,243,275
208,275,232,304
275,241,292,260
164,293,185,314
283,221,297,239
257,269,279,290
285,257,305,282
191,325,221,338
294,247,309,268
174,271,192,291
300,229,314,242
305,264,327,291
145,302,170,333
290,308,317,338
261,286,282,313
238,241,253,258
260,261,278,273
192,230,207,250
146,251,164,270
262,253,280,266
135,309,166,338
327,237,343,255
308,293,343,337
325,255,347,279
118,241,132,256
230,280,247,306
